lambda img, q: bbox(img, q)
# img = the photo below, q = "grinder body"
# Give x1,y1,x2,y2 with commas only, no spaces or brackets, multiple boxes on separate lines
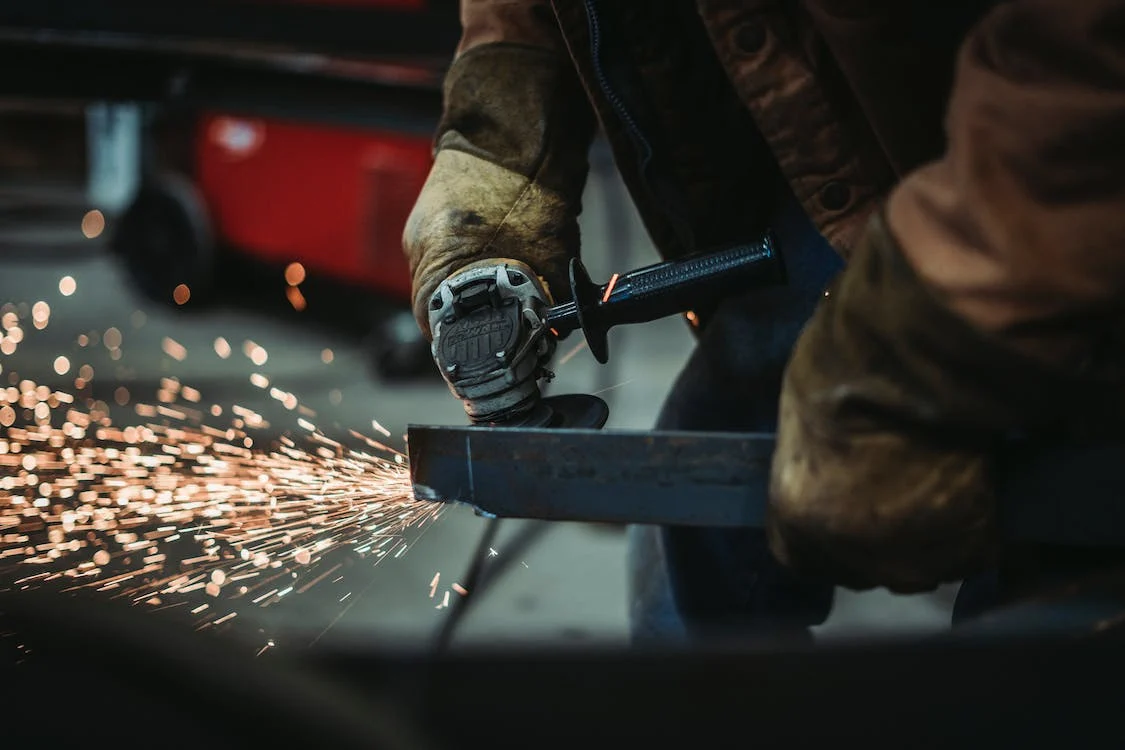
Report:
427,260,557,425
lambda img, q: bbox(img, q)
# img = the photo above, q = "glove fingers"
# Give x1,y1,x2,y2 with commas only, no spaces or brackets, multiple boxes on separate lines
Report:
768,386,997,593
766,210,1007,593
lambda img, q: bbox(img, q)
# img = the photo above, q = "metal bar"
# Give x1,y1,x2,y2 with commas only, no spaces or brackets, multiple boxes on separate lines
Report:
408,426,773,527
407,424,1125,545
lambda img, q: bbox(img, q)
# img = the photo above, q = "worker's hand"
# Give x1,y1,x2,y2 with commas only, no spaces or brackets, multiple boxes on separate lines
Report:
404,148,578,340
767,0,1125,592
403,144,576,422
402,41,596,341
766,212,1022,593
402,38,594,421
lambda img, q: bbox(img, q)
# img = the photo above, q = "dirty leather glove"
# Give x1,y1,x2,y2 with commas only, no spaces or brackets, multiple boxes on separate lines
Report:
403,43,596,339
766,211,1121,594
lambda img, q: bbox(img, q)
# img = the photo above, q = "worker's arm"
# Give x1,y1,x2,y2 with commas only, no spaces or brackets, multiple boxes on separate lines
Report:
768,0,1125,592
403,0,597,338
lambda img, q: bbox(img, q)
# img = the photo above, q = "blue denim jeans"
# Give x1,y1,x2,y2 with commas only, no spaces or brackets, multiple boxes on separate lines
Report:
626,184,844,643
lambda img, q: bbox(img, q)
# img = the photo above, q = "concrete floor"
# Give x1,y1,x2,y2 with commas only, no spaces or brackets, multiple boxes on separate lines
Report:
0,163,958,655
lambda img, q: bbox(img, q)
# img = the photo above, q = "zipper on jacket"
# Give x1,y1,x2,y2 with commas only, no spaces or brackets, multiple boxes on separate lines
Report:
584,0,653,171
583,0,696,253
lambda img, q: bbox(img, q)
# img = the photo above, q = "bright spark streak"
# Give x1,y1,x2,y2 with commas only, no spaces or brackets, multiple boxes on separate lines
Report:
0,378,443,638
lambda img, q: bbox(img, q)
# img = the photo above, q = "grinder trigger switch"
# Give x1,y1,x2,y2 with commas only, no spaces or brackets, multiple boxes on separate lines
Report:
427,260,557,424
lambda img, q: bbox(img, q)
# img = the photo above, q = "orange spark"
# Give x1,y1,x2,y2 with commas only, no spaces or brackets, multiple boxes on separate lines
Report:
173,284,191,305
601,273,620,303
284,263,306,287
81,210,105,239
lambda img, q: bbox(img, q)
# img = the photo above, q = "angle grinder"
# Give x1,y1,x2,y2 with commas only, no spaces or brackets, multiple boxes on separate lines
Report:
426,231,786,430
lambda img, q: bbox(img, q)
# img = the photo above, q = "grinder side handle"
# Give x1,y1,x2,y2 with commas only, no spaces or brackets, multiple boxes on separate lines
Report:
566,231,784,363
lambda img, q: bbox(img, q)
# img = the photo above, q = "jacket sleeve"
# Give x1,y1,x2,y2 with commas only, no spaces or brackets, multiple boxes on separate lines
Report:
403,0,598,336
887,0,1125,377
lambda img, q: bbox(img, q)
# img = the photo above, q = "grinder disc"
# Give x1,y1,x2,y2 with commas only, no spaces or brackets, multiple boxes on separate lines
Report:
489,394,609,430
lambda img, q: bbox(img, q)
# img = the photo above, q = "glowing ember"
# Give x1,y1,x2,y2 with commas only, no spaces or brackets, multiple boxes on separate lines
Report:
81,210,105,239
32,301,50,324
59,276,77,296
247,345,268,367
103,327,123,350
173,284,191,306
53,356,70,375
214,337,232,359
286,286,307,312
321,349,334,364
284,263,306,287
162,337,187,361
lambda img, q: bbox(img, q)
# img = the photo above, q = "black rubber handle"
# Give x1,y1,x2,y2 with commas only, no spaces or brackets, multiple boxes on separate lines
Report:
561,231,783,362
600,233,780,326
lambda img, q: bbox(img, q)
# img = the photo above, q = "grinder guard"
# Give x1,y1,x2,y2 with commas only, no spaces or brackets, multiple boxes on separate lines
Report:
428,260,556,424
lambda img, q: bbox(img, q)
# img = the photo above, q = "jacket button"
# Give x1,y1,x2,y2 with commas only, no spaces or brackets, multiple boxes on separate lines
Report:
733,24,767,54
819,181,852,211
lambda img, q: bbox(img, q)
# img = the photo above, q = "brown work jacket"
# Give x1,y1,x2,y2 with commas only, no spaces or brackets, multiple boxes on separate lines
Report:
458,0,991,257
455,0,1125,357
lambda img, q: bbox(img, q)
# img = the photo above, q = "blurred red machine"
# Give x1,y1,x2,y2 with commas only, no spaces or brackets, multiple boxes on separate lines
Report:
108,0,451,378
196,113,428,303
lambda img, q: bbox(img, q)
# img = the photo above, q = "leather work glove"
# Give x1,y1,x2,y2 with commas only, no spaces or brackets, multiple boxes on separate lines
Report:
766,0,1125,593
402,34,595,421
766,211,1125,594
403,40,595,341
